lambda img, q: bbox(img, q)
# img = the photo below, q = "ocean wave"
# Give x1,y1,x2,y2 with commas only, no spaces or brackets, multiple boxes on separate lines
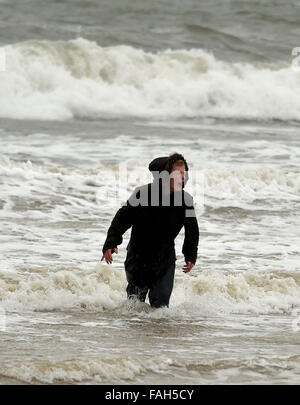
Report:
0,355,174,384
177,270,300,315
198,165,300,205
0,38,299,121
1,350,299,384
0,264,126,312
1,156,299,208
1,263,300,315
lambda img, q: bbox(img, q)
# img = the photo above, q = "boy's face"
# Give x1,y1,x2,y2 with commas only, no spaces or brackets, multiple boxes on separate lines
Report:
170,164,186,192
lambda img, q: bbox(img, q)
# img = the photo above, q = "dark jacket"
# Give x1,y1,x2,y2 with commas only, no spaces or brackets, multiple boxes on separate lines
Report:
102,157,199,287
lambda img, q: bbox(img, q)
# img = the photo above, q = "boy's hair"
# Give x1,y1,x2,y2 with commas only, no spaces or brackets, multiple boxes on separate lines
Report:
165,153,189,173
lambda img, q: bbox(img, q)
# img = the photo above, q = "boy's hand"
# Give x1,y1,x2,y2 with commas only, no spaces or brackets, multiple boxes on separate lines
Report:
182,261,194,273
101,248,118,264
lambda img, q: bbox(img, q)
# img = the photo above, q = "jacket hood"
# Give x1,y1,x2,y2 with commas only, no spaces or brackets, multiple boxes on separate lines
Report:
148,156,169,174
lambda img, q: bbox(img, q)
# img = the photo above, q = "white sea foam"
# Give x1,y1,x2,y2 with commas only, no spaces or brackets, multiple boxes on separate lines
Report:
197,165,300,206
173,270,300,316
1,350,300,384
0,355,174,384
1,156,299,213
0,264,126,312
1,38,299,121
1,155,299,316
1,263,300,316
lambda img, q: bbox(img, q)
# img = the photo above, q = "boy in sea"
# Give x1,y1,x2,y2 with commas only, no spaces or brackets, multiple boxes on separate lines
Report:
101,153,199,308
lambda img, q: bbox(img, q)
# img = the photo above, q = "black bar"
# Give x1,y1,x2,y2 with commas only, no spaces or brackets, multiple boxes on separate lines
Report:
0,384,299,402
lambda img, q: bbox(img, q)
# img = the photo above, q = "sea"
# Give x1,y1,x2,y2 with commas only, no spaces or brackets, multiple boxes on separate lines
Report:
0,0,300,385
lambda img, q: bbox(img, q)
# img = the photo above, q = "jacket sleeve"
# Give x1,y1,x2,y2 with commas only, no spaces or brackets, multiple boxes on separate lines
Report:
102,188,138,253
182,199,199,265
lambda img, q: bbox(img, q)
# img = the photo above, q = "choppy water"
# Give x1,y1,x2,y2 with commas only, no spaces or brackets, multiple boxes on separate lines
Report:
0,0,300,385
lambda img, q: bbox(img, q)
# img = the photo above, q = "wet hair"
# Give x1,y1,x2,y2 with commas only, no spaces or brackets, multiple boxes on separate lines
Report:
164,153,189,173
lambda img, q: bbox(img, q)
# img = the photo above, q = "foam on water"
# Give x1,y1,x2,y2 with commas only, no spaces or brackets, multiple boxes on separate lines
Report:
1,156,299,214
1,38,300,121
1,263,300,316
1,2,300,386
0,355,175,384
1,153,299,280
0,264,125,312
1,353,300,384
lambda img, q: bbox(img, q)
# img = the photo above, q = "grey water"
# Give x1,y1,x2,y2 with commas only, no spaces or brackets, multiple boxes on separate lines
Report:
0,0,300,385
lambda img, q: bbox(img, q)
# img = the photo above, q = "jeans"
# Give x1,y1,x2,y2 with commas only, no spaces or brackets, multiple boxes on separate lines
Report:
126,262,176,308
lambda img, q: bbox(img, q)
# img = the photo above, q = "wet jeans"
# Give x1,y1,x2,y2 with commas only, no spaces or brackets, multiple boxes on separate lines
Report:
126,262,176,308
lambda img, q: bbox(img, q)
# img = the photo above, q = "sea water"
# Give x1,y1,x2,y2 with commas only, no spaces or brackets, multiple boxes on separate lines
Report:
0,0,300,385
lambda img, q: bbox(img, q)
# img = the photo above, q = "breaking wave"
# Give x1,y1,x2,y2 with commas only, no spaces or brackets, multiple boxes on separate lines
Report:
1,156,299,212
1,353,300,384
0,355,174,384
1,38,299,121
1,263,300,316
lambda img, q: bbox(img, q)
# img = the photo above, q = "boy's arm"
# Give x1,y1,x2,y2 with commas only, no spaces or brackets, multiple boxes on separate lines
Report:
102,188,139,255
182,198,199,266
